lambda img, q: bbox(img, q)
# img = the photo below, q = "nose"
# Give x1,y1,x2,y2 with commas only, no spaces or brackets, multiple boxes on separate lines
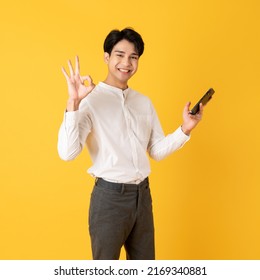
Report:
122,56,131,66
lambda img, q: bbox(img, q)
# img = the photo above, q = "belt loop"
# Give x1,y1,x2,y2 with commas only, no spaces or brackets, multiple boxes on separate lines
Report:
121,183,125,194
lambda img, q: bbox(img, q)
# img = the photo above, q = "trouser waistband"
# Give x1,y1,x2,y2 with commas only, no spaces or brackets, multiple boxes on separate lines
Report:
95,177,149,192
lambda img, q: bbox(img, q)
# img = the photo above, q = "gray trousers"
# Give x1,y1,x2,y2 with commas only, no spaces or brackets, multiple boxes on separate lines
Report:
88,177,155,260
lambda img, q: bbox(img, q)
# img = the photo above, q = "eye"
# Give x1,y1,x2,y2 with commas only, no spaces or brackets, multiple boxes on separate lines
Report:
131,56,138,60
116,54,123,57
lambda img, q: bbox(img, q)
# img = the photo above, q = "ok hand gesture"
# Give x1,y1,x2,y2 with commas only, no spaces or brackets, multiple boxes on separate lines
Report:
62,56,95,111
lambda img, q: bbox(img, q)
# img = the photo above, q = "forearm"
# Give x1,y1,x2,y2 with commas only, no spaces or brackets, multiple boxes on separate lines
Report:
148,126,190,161
57,111,84,161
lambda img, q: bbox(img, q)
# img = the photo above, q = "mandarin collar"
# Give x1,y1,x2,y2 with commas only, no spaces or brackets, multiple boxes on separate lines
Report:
99,82,130,96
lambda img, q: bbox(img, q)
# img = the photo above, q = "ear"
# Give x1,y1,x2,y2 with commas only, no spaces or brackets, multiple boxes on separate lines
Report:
104,52,110,64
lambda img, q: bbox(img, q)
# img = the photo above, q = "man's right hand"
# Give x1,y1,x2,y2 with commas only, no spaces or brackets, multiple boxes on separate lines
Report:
62,56,95,111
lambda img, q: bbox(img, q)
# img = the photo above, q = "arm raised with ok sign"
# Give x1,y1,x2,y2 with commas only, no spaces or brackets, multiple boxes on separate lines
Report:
62,56,95,111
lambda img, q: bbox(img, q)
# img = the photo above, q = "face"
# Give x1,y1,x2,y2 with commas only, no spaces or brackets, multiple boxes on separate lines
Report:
104,39,139,89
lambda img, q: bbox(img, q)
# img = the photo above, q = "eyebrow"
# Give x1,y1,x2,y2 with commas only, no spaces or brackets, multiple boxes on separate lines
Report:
114,50,139,56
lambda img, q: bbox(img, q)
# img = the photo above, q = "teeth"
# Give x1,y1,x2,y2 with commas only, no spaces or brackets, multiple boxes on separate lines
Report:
119,69,130,73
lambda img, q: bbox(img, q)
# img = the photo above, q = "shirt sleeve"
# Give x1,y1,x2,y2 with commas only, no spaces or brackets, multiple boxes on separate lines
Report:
57,106,92,161
147,103,190,161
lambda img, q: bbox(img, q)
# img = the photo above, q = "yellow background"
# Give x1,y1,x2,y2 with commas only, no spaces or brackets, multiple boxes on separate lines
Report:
1,0,260,259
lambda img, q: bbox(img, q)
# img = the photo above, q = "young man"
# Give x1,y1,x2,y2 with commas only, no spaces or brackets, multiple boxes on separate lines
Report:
58,28,203,260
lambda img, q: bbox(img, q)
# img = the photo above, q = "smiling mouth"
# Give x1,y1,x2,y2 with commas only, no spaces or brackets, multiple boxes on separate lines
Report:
118,68,131,73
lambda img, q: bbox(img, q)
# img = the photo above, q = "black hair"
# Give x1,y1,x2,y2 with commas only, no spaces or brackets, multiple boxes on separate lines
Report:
103,28,144,57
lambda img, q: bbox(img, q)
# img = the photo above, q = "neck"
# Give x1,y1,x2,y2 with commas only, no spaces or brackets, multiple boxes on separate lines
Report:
103,77,128,90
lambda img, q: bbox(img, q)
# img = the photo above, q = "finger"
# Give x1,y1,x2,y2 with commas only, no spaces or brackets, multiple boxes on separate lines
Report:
61,66,70,81
68,59,74,77
75,55,80,75
81,75,94,86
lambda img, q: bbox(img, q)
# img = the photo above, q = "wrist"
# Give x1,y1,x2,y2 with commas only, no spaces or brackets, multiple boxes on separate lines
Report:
181,125,192,136
66,98,80,111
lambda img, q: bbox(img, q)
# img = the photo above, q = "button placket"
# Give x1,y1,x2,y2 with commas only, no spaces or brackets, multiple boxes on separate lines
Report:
121,95,140,174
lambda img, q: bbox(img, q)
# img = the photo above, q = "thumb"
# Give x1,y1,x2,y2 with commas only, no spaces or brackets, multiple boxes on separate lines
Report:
184,101,191,113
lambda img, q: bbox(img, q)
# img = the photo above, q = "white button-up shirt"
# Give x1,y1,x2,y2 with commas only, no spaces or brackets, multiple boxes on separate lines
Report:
58,82,190,183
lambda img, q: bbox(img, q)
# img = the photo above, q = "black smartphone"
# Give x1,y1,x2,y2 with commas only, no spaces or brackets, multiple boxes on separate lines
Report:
190,88,215,115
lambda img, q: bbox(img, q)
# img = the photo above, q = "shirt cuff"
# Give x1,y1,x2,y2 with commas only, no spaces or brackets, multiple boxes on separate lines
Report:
64,110,79,126
177,126,191,141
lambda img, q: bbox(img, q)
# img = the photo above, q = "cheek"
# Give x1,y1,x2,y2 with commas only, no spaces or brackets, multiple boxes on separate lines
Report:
133,62,138,72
